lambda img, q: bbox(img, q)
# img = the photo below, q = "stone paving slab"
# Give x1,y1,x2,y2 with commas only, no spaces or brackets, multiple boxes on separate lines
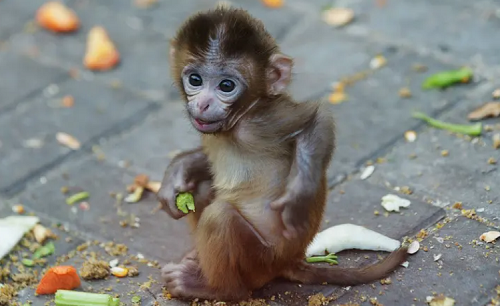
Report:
278,19,474,186
0,78,158,196
99,100,198,179
366,94,500,226
333,216,500,306
15,154,192,263
337,0,500,67
0,48,67,112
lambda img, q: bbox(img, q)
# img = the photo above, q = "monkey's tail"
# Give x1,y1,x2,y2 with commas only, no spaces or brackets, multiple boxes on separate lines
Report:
283,247,409,286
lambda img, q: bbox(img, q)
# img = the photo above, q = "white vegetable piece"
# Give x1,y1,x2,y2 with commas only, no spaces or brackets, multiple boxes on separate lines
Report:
360,165,375,180
0,216,40,260
306,223,401,257
381,194,411,212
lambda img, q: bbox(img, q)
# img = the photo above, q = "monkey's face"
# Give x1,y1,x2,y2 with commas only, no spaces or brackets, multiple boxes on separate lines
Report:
181,64,246,134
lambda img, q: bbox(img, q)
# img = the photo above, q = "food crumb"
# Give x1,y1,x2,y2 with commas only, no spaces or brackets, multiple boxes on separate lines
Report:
80,259,110,280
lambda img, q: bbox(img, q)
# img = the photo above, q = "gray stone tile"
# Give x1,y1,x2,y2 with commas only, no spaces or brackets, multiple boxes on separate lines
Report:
339,0,500,66
322,180,445,238
0,49,67,112
0,0,50,41
333,216,500,306
0,79,158,195
366,96,500,225
16,154,192,263
279,21,473,186
99,100,199,179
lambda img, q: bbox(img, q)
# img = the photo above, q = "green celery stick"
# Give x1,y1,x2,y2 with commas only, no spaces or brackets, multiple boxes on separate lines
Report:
21,258,35,267
306,253,338,265
55,290,120,306
412,111,482,136
66,192,90,205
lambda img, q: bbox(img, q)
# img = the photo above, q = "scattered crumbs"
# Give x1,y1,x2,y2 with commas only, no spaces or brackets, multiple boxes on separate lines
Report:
441,150,449,157
485,185,491,191
452,202,462,210
80,259,110,280
416,229,429,240
488,157,497,165
380,277,392,285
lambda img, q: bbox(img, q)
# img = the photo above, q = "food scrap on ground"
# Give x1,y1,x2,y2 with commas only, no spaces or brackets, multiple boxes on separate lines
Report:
381,194,411,212
36,266,81,295
407,241,420,254
55,290,120,306
493,133,500,149
66,191,90,205
306,253,338,265
328,82,347,104
360,165,375,180
261,0,284,8
422,67,473,89
33,241,56,259
36,1,80,33
426,294,455,306
412,111,482,136
369,55,387,70
84,26,120,71
404,130,417,142
322,7,355,27
399,87,412,98
56,132,81,150
480,231,500,243
110,266,128,278
467,102,500,121
306,223,401,257
0,216,40,260
33,224,57,244
79,259,110,280
11,205,24,215
125,174,161,202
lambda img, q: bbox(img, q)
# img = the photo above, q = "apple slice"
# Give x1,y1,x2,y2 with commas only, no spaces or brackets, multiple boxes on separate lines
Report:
36,1,80,33
83,26,120,71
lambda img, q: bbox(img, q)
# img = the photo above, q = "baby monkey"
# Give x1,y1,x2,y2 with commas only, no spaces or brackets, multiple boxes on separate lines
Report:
158,6,408,301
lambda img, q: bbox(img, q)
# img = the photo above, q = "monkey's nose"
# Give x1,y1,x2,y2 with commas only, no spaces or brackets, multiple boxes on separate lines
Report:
198,101,210,113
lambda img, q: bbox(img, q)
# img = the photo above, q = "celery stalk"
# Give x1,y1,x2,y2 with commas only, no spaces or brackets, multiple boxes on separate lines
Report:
412,111,482,136
306,253,338,265
66,192,90,205
55,290,120,306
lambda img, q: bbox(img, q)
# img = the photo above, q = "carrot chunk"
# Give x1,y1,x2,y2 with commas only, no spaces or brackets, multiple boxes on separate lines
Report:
36,266,81,295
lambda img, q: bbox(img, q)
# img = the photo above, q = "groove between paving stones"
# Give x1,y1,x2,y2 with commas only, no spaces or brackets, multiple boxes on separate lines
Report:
0,101,161,197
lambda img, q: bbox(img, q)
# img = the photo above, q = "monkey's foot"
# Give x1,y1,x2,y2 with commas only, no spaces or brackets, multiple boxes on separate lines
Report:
162,261,214,300
161,261,249,301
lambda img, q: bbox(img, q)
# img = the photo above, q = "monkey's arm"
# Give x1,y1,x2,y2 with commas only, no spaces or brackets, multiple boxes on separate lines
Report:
157,147,213,219
270,102,335,239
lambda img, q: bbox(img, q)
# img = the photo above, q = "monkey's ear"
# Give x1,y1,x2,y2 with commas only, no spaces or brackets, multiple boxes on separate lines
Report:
267,53,293,95
168,39,176,64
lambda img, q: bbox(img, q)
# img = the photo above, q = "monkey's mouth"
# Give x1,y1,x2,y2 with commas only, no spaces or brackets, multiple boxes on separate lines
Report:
191,118,223,133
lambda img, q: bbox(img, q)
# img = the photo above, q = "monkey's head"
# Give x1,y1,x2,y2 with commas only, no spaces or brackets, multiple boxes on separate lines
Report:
170,7,293,134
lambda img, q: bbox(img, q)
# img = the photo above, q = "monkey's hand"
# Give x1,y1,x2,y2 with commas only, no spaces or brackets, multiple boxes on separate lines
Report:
270,178,314,240
157,149,212,219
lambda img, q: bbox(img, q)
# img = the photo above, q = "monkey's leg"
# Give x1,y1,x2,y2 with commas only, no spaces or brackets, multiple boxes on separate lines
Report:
162,201,274,301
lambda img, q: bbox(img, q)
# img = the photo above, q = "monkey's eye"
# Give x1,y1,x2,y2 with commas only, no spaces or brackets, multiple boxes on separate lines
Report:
219,80,235,93
188,74,203,87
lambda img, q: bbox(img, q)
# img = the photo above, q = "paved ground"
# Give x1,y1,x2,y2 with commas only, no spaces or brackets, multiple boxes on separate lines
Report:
1,0,500,305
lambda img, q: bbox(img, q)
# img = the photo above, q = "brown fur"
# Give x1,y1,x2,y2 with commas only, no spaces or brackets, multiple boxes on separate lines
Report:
158,6,408,302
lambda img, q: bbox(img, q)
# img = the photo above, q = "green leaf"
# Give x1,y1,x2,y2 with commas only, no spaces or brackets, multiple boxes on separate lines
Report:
33,241,55,259
176,192,195,214
21,258,35,267
131,296,141,303
422,67,472,90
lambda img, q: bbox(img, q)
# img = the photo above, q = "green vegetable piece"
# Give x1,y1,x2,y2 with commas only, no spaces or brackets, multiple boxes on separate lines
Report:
66,191,90,205
412,111,482,136
21,258,35,267
176,192,195,214
422,67,472,89
306,253,338,265
33,241,55,259
55,290,120,306
131,295,141,303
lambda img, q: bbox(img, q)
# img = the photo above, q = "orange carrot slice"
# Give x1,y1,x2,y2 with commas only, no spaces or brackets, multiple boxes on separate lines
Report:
262,0,284,8
36,266,81,295
36,2,80,33
83,26,120,71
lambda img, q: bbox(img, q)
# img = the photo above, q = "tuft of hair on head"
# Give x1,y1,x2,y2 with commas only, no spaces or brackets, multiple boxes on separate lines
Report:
171,6,278,66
